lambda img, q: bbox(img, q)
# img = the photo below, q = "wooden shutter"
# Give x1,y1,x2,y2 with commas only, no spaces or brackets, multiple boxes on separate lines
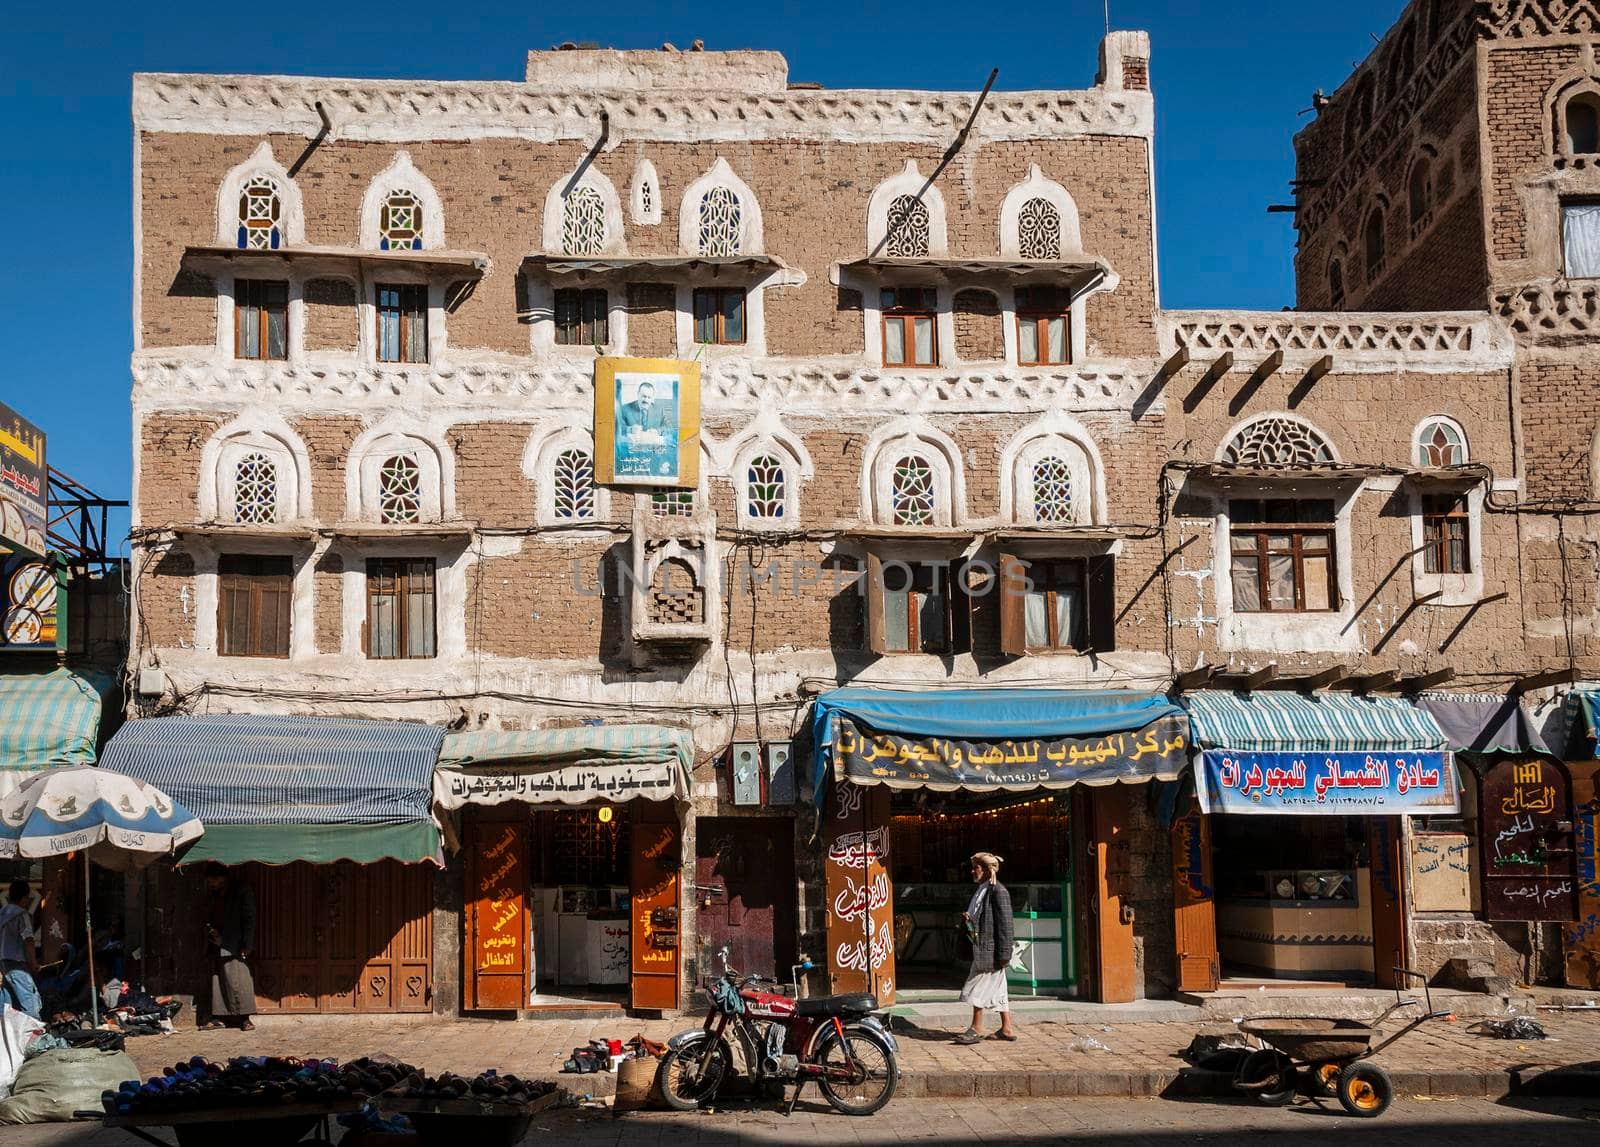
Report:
1087,785,1137,1003
948,560,972,654
998,550,1026,657
1086,554,1116,653
864,553,886,655
630,801,681,1011
1170,796,1220,992
1367,817,1408,989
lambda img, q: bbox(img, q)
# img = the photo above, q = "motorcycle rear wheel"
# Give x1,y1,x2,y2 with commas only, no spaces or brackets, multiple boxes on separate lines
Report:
816,1028,898,1116
657,1042,731,1111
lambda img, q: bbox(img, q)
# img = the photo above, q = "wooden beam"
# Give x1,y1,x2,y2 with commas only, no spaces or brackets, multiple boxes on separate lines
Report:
1239,663,1279,691
1198,351,1234,386
1399,668,1454,693
1346,670,1400,693
1413,589,1444,606
1295,665,1349,690
1302,354,1333,385
1175,664,1222,692
1247,349,1285,385
1154,345,1192,383
1512,667,1581,693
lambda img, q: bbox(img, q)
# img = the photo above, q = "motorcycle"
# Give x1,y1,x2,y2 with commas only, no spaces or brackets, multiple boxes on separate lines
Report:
656,948,899,1116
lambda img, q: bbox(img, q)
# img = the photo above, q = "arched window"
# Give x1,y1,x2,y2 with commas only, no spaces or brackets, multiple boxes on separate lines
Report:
884,195,931,258
631,158,661,225
1363,208,1386,281
1409,159,1433,229
1003,429,1099,526
237,176,282,250
1222,417,1335,467
744,454,787,522
1565,92,1600,155
1029,456,1075,524
1415,419,1467,467
1018,198,1063,260
379,191,423,251
378,454,423,523
1328,256,1346,306
698,186,742,256
551,448,596,520
890,455,937,525
561,185,607,256
1385,22,1416,101
232,452,279,524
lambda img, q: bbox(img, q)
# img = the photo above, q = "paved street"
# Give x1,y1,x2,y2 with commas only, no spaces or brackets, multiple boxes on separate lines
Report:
6,1096,1598,1145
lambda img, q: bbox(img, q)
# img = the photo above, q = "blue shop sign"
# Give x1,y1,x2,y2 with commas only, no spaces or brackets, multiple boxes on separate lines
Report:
1198,749,1459,815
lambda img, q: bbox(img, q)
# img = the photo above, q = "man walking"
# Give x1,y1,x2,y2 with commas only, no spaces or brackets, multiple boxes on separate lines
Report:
0,880,41,1019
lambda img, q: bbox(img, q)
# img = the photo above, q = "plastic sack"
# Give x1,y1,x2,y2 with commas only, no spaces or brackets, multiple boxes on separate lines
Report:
0,1048,136,1124
0,1007,47,1099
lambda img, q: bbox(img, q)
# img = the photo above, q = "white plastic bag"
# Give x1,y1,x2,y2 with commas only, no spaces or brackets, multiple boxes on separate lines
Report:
0,1006,47,1099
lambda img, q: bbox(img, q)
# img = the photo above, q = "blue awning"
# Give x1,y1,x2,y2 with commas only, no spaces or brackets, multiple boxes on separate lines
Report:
100,714,446,864
811,688,1189,799
0,670,113,797
1182,690,1447,753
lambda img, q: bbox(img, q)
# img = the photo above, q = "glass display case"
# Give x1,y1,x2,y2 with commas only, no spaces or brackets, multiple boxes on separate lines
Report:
1258,869,1356,904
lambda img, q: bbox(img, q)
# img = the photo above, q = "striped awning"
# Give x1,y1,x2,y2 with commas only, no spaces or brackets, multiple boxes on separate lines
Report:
435,724,693,809
100,714,446,865
0,670,111,797
1182,690,1448,753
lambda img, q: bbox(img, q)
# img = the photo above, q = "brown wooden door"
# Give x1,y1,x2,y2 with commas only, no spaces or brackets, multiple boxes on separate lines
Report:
1085,785,1137,1003
694,817,797,980
465,818,530,1011
1171,798,1220,993
1565,762,1600,989
823,784,896,1004
250,861,433,1014
630,801,681,1011
1367,817,1407,989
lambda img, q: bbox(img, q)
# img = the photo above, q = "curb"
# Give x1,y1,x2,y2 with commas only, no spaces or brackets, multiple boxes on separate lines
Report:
896,1066,1600,1099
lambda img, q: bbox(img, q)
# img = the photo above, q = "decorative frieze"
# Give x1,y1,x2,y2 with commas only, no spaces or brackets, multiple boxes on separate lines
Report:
1492,279,1600,342
1162,310,1511,365
1481,0,1600,38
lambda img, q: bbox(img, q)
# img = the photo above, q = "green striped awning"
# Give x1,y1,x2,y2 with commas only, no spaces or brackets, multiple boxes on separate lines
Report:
0,670,110,794
1182,690,1447,753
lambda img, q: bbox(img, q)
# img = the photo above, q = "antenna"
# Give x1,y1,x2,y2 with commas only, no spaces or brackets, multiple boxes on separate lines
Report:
1104,0,1111,35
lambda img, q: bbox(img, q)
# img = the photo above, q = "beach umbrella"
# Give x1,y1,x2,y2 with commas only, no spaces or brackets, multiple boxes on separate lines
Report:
0,766,203,1024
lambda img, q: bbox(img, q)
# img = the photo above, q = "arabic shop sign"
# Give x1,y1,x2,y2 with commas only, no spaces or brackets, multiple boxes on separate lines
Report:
0,401,47,558
1482,757,1577,923
435,761,682,810
1197,749,1458,815
830,715,1189,792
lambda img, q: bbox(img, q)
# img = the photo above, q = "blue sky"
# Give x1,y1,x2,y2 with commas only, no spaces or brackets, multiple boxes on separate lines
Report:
1,0,1409,535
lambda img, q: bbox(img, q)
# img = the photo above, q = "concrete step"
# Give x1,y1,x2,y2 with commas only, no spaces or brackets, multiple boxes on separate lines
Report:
1177,986,1535,1021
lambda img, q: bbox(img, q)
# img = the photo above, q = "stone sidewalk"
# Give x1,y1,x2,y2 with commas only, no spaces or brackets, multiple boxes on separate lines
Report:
114,1006,1600,1099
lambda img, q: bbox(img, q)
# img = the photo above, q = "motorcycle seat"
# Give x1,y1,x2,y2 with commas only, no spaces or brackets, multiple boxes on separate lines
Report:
795,992,878,1017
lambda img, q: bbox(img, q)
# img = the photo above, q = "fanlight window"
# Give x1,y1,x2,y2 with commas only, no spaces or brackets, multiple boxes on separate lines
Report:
1030,456,1075,524
1416,421,1466,468
561,186,607,256
891,455,937,526
379,191,423,251
378,454,423,522
1017,198,1062,260
746,454,787,521
552,448,596,521
884,195,931,258
237,176,282,250
1222,419,1334,468
697,186,742,256
233,452,279,524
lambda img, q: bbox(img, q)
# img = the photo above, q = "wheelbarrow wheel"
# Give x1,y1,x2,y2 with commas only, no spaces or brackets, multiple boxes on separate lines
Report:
1239,1049,1296,1107
1336,1062,1393,1118
1310,1061,1342,1098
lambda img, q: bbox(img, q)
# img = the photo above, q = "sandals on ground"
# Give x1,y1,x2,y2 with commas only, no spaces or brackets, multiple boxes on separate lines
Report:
239,1020,256,1031
198,1021,223,1031
953,1028,983,1045
988,1030,1019,1041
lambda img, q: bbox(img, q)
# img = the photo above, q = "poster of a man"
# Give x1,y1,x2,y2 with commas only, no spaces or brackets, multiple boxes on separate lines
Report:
593,357,700,488
612,372,681,480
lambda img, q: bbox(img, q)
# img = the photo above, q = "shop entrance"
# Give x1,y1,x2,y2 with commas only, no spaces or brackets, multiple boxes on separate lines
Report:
888,792,1075,996
528,806,632,1005
693,817,796,982
1208,814,1406,986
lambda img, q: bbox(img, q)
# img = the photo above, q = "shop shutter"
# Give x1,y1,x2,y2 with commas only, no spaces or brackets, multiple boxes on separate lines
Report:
863,553,886,655
998,550,1026,657
1086,554,1116,653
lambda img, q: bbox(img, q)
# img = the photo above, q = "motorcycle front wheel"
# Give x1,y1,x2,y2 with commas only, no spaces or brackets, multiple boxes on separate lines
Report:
657,1041,731,1111
816,1028,898,1116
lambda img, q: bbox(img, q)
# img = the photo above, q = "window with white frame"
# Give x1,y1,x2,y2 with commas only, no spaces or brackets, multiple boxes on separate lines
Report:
351,431,446,524
631,159,661,225
213,433,301,525
237,175,282,250
232,452,280,525
551,447,597,521
744,453,788,524
884,195,931,258
380,191,424,251
890,455,937,526
561,186,608,256
698,186,743,256
1007,433,1095,527
1415,418,1467,467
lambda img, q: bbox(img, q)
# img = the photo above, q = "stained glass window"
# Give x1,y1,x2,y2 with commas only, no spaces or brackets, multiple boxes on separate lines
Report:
698,185,742,256
746,454,786,521
378,454,423,523
891,455,936,525
553,448,596,520
238,176,282,250
1222,418,1334,468
1416,420,1466,468
562,185,607,255
652,489,695,517
233,452,278,524
1018,197,1062,260
884,195,930,258
1030,456,1074,524
380,191,423,251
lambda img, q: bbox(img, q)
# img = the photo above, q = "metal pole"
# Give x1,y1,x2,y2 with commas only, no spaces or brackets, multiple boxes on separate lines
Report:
84,853,98,1028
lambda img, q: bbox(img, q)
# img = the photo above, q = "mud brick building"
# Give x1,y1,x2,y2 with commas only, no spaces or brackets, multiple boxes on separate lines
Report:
117,11,1596,1023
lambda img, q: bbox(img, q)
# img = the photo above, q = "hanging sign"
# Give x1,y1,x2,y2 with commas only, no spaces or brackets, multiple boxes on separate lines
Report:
831,715,1189,793
0,402,46,558
1196,749,1458,815
593,357,700,488
1481,758,1576,923
2,553,59,651
434,761,687,809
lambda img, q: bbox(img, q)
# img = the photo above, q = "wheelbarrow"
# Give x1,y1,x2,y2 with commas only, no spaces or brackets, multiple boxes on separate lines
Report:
1232,968,1453,1118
